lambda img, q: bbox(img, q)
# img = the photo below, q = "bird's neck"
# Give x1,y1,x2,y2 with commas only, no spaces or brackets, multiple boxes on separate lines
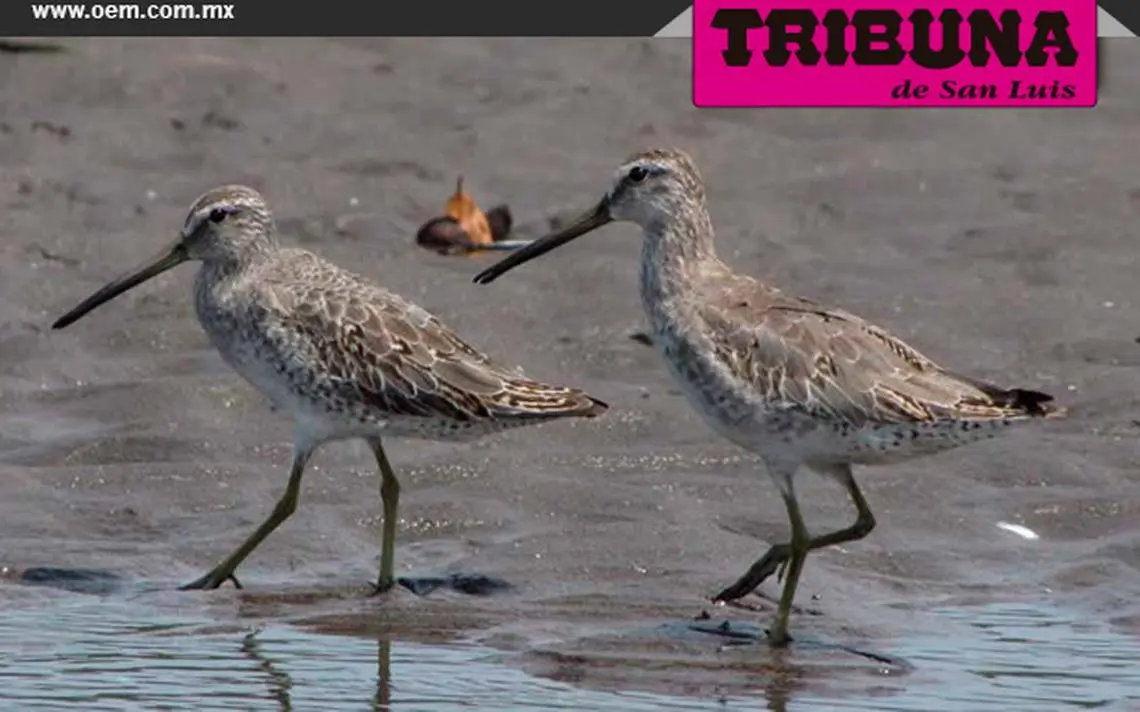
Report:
195,246,273,309
638,204,719,332
205,239,276,277
198,257,247,287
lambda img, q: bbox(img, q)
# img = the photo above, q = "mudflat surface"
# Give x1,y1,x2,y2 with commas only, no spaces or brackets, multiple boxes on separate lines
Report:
1,38,1139,707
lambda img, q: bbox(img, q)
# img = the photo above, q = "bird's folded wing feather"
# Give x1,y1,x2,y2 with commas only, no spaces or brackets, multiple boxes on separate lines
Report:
251,257,593,422
698,277,1016,426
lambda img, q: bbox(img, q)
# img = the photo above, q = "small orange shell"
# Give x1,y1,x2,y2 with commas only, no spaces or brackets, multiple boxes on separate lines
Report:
443,176,493,247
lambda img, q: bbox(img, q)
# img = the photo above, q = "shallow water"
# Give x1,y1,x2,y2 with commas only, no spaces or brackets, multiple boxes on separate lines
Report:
1,588,1137,711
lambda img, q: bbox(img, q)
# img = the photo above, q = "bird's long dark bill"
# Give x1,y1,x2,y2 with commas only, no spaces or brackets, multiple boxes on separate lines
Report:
472,201,612,284
51,239,188,330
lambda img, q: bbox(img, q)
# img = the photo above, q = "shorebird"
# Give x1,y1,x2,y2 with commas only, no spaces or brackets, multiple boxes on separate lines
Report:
51,185,606,592
472,148,1063,645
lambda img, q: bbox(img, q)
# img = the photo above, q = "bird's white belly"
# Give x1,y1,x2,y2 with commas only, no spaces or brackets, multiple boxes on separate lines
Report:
653,332,858,462
207,329,361,437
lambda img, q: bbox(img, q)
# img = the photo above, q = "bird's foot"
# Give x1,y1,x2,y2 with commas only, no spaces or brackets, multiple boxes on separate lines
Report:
180,569,243,591
711,542,790,604
369,576,396,597
715,592,822,617
766,627,794,647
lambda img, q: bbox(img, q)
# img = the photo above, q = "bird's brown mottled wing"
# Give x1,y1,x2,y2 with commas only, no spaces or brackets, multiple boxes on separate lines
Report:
697,273,1055,426
253,254,605,423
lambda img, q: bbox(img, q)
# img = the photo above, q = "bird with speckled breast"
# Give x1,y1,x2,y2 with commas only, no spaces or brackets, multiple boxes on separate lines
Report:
51,184,607,593
472,148,1064,645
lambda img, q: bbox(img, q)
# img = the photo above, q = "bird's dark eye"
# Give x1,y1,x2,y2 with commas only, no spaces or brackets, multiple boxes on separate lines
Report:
628,166,648,183
208,208,228,223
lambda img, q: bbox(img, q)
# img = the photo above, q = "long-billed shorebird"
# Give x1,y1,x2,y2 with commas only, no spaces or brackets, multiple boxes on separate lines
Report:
51,185,606,592
473,148,1063,645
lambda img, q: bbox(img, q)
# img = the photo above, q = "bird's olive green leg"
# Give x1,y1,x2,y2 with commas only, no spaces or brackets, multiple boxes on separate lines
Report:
368,438,401,594
768,486,811,646
181,443,314,591
713,464,876,604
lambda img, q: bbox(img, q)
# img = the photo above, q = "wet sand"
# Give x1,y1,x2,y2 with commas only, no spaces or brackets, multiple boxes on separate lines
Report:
2,39,1140,709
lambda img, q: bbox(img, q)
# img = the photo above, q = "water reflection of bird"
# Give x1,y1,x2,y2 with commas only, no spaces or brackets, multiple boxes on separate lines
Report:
373,638,391,711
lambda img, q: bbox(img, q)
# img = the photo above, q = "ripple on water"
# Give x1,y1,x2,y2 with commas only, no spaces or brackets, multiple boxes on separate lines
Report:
0,595,1137,711
0,595,714,711
793,603,1140,711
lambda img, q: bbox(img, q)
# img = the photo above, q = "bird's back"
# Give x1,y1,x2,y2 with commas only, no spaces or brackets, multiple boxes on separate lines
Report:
690,265,1059,428
197,248,606,440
